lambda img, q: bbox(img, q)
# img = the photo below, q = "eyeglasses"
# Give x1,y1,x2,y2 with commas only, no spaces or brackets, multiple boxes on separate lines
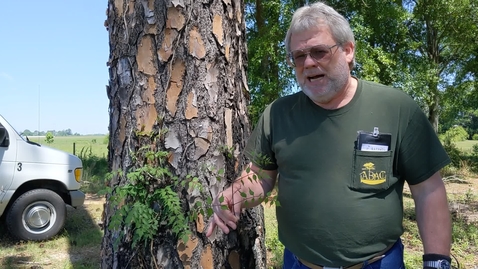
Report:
287,44,340,67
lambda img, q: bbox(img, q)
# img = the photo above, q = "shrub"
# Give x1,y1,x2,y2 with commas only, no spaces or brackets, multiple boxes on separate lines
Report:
78,146,109,193
473,144,478,157
45,132,54,144
441,126,469,143
472,144,478,172
443,139,462,168
472,134,478,140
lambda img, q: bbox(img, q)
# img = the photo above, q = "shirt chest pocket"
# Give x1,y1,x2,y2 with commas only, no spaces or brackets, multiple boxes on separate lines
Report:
350,150,396,192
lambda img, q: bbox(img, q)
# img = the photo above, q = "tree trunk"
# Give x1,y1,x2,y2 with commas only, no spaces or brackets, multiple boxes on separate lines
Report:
101,0,266,268
428,93,439,133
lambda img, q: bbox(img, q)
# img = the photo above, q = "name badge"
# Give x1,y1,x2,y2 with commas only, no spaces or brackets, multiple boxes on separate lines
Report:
356,127,391,152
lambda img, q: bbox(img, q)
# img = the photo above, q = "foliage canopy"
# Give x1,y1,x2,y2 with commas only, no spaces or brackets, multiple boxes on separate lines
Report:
245,0,478,134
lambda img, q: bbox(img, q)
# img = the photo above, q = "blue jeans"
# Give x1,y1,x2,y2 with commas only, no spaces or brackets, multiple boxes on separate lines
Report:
282,239,405,269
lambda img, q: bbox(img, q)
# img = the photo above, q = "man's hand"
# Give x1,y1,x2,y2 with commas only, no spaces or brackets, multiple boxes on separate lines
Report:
206,184,243,237
205,163,278,238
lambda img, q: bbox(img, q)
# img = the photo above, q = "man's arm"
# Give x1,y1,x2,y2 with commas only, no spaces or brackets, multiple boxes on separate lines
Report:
409,171,452,256
205,163,277,236
235,163,278,208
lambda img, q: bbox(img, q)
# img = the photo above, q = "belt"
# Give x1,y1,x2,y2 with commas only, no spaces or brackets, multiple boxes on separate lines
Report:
297,243,394,269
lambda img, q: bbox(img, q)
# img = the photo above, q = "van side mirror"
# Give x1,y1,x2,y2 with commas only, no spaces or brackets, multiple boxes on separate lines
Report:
0,125,9,147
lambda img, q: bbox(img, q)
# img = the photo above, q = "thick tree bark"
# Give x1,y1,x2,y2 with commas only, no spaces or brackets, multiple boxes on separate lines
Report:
101,0,266,268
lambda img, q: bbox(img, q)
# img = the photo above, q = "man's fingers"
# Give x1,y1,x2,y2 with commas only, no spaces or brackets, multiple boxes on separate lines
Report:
227,220,237,230
233,200,242,219
206,219,216,237
214,202,239,223
213,213,230,234
205,214,238,238
206,191,242,238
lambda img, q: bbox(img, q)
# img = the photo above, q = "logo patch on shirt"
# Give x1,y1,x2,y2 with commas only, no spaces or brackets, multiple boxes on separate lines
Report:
360,162,387,185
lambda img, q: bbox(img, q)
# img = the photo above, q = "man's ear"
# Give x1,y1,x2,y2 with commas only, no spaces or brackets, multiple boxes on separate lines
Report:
343,41,355,65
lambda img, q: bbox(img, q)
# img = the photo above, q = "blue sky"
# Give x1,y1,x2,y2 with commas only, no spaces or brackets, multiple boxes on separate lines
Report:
0,1,109,135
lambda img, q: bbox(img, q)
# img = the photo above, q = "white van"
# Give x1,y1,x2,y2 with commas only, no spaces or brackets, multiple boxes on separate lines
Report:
0,114,85,241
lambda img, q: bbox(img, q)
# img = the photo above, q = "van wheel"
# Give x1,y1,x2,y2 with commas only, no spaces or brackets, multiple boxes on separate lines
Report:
6,189,66,241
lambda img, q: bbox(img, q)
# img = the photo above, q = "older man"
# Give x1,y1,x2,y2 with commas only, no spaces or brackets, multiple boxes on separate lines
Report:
207,2,452,269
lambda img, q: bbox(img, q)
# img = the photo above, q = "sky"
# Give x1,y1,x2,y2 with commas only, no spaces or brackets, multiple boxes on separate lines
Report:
0,1,110,135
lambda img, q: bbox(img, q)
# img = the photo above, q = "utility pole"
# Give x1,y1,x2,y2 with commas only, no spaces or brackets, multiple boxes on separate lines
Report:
38,85,41,142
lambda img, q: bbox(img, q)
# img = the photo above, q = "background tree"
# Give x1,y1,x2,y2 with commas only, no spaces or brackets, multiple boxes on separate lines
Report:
45,132,54,144
22,129,33,136
403,0,477,132
439,0,478,136
325,0,477,133
245,0,306,125
101,0,266,268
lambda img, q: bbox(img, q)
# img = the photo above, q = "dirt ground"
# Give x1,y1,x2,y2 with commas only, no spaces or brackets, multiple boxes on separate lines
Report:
443,177,478,223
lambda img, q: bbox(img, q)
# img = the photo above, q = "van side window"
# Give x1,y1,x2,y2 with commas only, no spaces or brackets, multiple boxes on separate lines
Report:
0,124,9,147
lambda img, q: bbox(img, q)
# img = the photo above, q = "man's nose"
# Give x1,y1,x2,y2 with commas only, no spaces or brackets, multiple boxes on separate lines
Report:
303,53,318,67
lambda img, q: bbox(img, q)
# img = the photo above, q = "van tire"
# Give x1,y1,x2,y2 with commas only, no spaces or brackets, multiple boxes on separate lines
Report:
6,189,66,241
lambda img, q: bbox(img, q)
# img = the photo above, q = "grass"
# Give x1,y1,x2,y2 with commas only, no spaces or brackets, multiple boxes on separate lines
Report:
264,204,284,269
0,197,104,268
1,137,477,268
263,140,478,268
40,135,110,194
455,140,478,153
37,135,108,158
263,179,478,268
403,181,478,268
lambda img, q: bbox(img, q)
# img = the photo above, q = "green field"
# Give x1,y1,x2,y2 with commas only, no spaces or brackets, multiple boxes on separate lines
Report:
39,135,477,159
1,136,476,268
36,135,108,157
455,139,478,153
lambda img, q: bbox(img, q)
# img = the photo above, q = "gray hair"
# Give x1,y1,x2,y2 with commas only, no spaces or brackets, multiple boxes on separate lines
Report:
284,2,356,69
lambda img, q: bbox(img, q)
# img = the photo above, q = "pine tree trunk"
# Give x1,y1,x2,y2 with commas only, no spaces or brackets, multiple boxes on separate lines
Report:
101,0,266,268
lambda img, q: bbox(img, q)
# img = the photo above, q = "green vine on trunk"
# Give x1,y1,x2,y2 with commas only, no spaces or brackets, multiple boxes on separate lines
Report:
107,140,194,249
106,128,276,251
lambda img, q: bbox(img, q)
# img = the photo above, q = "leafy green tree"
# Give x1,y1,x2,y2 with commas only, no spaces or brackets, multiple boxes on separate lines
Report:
45,132,54,144
327,0,477,133
245,0,306,125
22,129,33,136
329,0,409,85
404,0,477,132
439,125,469,143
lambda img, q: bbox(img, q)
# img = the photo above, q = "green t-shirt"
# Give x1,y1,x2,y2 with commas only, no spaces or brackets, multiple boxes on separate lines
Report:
245,79,450,266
